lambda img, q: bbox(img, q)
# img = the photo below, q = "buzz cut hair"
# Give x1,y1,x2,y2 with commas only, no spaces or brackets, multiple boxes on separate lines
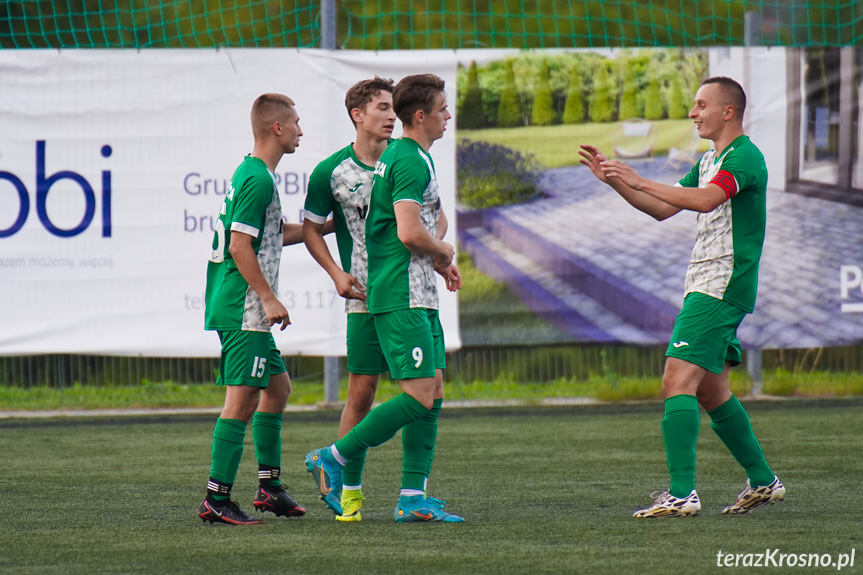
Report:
702,76,746,119
393,74,445,127
251,93,296,140
345,77,395,127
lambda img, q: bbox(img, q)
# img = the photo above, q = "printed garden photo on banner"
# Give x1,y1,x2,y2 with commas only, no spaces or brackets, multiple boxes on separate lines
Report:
454,47,863,349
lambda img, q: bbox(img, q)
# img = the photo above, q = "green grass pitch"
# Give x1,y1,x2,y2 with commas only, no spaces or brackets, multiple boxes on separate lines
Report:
0,400,860,574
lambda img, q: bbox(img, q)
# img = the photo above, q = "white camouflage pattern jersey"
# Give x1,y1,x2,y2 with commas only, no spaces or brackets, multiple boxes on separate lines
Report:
677,135,768,312
305,145,376,313
407,147,441,309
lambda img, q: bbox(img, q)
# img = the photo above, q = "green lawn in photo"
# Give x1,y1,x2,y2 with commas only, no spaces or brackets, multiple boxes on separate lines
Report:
459,119,711,169
1,400,860,574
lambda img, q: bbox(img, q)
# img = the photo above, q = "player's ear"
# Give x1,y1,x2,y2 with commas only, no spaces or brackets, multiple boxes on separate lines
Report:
350,107,363,124
414,109,424,124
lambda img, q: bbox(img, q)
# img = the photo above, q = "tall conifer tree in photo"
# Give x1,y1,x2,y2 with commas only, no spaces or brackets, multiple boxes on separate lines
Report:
531,60,554,126
562,64,584,124
497,59,522,128
644,75,664,120
458,60,486,129
589,61,613,123
618,63,639,120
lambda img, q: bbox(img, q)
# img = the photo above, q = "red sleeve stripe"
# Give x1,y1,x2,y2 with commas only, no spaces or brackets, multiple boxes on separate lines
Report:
709,170,739,200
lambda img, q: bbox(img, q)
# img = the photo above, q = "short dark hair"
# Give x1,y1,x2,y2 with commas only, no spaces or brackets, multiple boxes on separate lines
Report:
250,93,295,140
393,74,446,126
702,76,747,119
345,76,394,127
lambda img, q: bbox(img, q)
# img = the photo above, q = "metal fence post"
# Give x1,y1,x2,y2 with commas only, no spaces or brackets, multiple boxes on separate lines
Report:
320,0,340,404
321,0,336,50
747,349,763,397
744,10,763,397
744,11,761,47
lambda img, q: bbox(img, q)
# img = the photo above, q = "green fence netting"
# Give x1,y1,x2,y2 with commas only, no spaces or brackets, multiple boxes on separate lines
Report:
1,1,862,50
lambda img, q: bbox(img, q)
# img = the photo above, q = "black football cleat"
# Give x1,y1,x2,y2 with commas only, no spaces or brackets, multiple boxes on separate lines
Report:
198,498,264,525
253,485,307,518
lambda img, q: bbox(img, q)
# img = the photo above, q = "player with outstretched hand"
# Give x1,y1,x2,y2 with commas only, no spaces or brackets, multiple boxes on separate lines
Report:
197,93,309,525
579,76,784,518
304,74,464,523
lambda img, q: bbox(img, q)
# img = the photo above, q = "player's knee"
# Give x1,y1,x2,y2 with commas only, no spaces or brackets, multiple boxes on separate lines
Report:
661,376,677,398
266,372,292,404
348,375,378,405
223,394,259,422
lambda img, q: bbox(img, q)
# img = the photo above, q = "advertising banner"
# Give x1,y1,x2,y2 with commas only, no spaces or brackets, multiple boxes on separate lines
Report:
3,47,862,356
0,50,460,356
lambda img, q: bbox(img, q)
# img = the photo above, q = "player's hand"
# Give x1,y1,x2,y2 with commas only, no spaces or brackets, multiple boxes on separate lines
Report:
600,159,644,190
263,298,291,331
334,270,366,301
434,242,455,270
578,144,609,184
435,263,462,292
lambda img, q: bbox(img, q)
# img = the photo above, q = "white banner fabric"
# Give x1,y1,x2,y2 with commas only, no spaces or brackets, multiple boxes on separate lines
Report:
0,49,460,357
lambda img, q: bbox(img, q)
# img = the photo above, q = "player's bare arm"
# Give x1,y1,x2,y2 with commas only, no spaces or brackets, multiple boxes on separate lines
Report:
436,209,449,240
436,263,462,292
283,223,304,246
229,231,291,329
284,219,333,246
579,144,682,221
393,201,454,268
577,144,612,185
600,159,728,214
302,219,366,301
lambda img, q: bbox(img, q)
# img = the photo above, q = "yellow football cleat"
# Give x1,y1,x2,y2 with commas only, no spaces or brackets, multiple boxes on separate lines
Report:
336,489,364,522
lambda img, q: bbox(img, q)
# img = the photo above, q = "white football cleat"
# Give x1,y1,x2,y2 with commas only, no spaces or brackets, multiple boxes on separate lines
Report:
633,490,701,518
721,476,785,515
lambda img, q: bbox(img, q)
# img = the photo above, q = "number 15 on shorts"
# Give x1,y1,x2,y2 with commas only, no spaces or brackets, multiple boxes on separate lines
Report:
251,356,267,378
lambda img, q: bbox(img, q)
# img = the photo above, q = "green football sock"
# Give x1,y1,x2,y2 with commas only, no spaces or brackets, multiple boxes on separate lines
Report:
708,395,775,487
209,418,247,500
342,452,366,488
252,411,282,487
400,398,442,491
334,393,430,461
426,398,442,478
662,395,700,499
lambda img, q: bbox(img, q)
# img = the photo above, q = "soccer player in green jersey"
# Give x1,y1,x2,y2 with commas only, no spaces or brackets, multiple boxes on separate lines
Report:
303,77,403,522
579,77,784,518
304,74,464,523
197,93,308,525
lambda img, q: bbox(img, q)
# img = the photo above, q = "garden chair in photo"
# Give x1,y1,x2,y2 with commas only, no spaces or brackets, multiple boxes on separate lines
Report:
612,118,656,160
665,125,701,169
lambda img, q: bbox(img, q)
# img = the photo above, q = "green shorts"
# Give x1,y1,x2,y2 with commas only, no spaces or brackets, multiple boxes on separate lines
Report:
373,308,446,381
346,312,387,375
666,292,746,375
216,330,286,388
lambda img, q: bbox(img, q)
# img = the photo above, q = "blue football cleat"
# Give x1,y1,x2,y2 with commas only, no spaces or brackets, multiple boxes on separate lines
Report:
304,447,343,516
393,495,465,523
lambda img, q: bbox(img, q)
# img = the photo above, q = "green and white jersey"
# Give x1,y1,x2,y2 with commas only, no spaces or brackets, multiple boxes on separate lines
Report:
305,144,375,313
677,135,767,313
204,155,283,332
366,137,441,314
